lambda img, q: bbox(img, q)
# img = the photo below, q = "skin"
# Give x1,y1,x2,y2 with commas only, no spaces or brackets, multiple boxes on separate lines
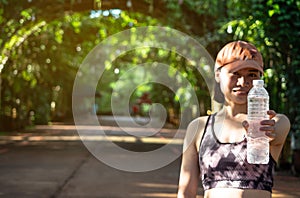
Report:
177,64,291,198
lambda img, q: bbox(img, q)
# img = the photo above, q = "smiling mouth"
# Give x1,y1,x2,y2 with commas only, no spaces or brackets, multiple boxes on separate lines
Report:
233,90,248,94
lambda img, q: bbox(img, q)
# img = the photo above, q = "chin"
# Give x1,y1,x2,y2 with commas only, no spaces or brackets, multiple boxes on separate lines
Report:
233,97,247,105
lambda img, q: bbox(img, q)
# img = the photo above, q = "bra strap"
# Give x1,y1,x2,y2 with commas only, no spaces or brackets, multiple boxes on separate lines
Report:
199,114,212,146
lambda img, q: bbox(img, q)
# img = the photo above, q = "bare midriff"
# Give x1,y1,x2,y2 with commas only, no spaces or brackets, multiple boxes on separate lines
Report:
204,188,271,198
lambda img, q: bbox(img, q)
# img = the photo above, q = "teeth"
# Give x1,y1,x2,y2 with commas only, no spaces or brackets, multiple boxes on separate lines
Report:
233,90,246,93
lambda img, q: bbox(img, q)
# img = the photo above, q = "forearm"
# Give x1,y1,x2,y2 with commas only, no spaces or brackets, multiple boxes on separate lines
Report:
177,166,200,198
177,188,198,198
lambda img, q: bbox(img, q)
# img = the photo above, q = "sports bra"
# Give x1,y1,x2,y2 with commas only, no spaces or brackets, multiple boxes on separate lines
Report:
199,114,276,192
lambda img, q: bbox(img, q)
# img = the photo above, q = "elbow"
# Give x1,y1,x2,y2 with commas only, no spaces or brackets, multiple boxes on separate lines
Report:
177,188,197,198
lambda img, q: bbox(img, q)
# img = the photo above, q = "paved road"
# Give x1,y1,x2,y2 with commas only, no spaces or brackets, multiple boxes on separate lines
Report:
0,116,299,198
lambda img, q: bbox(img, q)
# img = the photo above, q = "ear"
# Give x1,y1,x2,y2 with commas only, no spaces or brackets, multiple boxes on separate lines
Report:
215,69,221,83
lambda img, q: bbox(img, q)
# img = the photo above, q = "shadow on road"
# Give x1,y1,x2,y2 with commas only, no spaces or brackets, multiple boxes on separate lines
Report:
0,116,299,197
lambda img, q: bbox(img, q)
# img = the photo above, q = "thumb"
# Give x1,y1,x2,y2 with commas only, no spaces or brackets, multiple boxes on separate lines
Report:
242,120,249,131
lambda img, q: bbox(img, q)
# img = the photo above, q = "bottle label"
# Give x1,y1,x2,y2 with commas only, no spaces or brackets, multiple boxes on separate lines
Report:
248,97,269,120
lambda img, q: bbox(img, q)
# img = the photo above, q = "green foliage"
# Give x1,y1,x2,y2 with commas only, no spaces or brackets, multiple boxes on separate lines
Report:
0,0,299,134
0,2,163,128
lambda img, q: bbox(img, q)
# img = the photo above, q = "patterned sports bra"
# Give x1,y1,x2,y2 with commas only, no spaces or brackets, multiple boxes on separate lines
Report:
199,114,276,192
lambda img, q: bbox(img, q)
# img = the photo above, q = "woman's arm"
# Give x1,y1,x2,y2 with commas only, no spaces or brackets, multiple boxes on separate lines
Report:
269,113,290,162
177,118,206,198
244,110,291,163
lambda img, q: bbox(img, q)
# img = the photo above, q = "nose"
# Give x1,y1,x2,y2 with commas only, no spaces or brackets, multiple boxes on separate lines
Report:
237,76,249,87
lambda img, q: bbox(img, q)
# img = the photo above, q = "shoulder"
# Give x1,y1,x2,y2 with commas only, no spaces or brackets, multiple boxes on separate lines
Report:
187,116,209,132
183,115,210,151
275,113,290,123
274,113,290,133
272,113,290,145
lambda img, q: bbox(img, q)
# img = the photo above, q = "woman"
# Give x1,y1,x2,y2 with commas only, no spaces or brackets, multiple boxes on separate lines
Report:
177,41,290,198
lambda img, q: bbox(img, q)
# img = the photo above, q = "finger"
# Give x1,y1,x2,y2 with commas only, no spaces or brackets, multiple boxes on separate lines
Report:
260,126,275,132
260,119,276,131
260,119,275,126
265,131,276,141
242,120,249,131
267,110,276,119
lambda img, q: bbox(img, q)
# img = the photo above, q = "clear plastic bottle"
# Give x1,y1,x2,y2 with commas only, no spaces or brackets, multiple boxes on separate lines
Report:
247,79,269,164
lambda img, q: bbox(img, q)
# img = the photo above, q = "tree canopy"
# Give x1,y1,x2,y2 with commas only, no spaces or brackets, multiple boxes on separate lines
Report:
0,0,299,138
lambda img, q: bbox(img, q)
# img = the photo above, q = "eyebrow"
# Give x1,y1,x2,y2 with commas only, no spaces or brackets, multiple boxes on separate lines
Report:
245,69,263,76
233,69,260,73
249,69,260,72
232,69,262,77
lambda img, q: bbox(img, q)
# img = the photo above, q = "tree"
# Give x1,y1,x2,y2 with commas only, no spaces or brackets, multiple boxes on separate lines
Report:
0,0,299,140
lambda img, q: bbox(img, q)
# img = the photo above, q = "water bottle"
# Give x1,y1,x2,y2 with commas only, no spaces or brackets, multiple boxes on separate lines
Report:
247,79,269,164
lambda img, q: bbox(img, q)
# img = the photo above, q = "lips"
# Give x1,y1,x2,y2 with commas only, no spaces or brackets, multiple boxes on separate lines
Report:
233,89,248,95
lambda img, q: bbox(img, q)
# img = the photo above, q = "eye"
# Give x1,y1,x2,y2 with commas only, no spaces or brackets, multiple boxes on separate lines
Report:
233,72,240,76
249,73,259,78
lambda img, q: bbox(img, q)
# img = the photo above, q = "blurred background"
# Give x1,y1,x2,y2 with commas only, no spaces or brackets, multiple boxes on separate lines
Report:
0,0,300,171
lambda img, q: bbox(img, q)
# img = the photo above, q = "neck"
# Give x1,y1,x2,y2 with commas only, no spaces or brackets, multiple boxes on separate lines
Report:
220,104,247,118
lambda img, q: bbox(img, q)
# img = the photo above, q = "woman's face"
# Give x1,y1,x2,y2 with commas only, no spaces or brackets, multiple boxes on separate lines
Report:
216,65,261,105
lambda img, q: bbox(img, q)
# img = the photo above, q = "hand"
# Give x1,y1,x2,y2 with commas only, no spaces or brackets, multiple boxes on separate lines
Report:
242,110,276,141
261,110,276,140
